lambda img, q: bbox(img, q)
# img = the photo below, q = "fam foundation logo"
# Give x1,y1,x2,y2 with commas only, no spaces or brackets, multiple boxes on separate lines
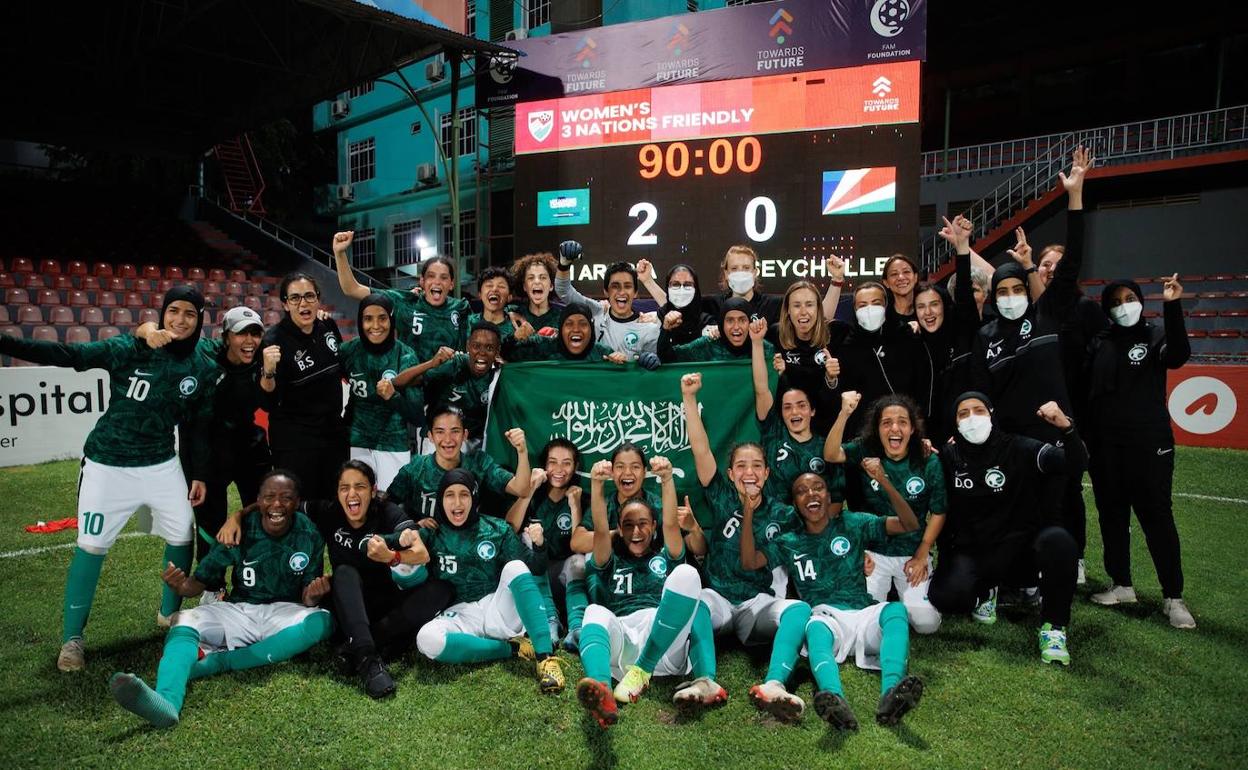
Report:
575,36,599,68
768,9,793,44
869,0,910,38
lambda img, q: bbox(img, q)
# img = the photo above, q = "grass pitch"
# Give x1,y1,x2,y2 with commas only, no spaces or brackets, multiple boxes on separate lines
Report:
1,448,1246,769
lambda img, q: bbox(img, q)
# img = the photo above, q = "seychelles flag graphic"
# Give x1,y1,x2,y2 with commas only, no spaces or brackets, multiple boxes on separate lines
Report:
821,167,897,215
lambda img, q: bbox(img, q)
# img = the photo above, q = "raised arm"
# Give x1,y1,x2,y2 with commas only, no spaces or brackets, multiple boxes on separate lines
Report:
589,460,614,568
501,428,533,498
1159,274,1191,368
823,390,861,463
737,493,769,571
332,231,371,301
820,255,846,320
860,458,919,534
750,318,774,420
506,468,545,532
1036,401,1088,474
1004,227,1046,300
636,258,667,306
392,346,455,389
681,373,717,485
652,456,684,557
677,493,707,556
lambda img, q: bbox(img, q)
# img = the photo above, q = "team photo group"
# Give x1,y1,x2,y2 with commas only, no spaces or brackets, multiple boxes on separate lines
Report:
0,147,1199,733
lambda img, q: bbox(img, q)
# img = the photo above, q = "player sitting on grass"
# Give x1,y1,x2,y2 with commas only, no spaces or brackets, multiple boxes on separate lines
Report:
576,455,710,728
0,287,220,672
400,468,565,693
677,371,801,713
739,472,923,730
109,471,333,728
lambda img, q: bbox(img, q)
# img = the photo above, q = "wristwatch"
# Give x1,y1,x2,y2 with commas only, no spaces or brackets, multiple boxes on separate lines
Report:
1024,266,1039,275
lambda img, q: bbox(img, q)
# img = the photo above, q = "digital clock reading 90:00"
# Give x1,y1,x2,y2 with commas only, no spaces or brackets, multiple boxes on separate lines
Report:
638,137,762,179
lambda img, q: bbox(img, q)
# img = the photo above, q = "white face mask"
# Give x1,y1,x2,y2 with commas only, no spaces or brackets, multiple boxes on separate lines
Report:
957,414,993,444
1109,300,1142,328
996,294,1028,321
727,270,755,295
855,305,886,332
668,286,696,309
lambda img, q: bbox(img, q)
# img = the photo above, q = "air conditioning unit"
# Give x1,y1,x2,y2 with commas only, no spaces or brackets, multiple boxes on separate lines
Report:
337,183,355,202
331,98,350,119
425,58,446,82
416,164,438,185
504,28,528,41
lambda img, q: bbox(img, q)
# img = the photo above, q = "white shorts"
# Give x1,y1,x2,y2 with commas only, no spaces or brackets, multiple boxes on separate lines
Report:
700,588,801,645
554,554,586,587
77,456,194,550
425,589,525,643
866,551,941,634
806,602,889,671
582,604,691,681
173,601,327,652
350,447,411,492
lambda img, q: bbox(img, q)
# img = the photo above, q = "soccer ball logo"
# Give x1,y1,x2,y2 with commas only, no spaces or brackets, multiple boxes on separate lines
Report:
809,457,826,473
557,513,573,531
870,0,909,38
648,556,667,576
178,376,198,396
1128,344,1148,362
476,541,497,560
984,468,1006,489
905,476,925,496
289,552,310,572
830,536,851,557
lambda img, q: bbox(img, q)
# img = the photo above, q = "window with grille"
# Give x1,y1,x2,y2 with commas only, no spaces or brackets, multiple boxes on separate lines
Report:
352,229,377,269
347,138,375,184
526,0,550,29
348,82,374,98
392,220,423,265
440,108,477,158
441,211,477,260
466,0,476,36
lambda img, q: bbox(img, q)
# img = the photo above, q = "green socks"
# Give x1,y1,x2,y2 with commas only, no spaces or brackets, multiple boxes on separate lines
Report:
62,548,106,642
191,611,332,679
807,621,844,696
109,625,200,728
160,543,194,617
565,577,588,634
764,602,812,685
507,570,554,655
688,601,717,679
636,584,698,673
535,574,560,628
878,602,910,694
435,633,513,664
579,623,612,684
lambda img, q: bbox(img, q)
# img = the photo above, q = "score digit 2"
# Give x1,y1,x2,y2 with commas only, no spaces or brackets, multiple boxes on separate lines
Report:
638,137,762,179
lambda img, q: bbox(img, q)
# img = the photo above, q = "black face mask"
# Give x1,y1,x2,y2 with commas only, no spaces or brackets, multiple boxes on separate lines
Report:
159,286,206,358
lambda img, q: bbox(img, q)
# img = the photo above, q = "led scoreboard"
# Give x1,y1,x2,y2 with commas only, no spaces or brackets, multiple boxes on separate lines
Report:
512,61,921,293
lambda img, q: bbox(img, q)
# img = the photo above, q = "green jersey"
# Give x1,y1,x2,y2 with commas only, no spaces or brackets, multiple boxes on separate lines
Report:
340,337,423,449
0,333,220,470
194,510,325,605
505,335,614,363
842,441,946,557
507,303,561,334
700,472,799,603
407,515,538,604
382,289,469,361
528,493,577,562
386,451,515,519
586,545,684,616
758,407,844,503
422,353,498,438
581,489,662,532
765,512,887,610
468,312,515,340
664,336,774,362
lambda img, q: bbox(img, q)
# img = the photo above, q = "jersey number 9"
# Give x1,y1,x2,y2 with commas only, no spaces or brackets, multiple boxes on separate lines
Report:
241,566,256,587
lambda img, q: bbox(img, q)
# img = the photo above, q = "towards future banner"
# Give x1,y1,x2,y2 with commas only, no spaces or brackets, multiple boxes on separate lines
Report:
479,0,927,104
482,360,772,503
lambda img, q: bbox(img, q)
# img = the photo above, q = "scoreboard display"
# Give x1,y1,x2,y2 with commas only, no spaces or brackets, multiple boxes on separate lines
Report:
512,62,921,293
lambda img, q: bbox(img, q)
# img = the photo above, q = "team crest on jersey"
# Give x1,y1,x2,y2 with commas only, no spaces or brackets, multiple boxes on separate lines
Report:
556,512,573,531
382,369,398,381
325,334,338,353
776,445,791,462
624,331,639,349
984,468,1006,489
829,536,851,557
869,478,881,492
808,457,826,473
289,552,310,572
647,555,667,576
1020,320,1032,336
451,312,461,328
905,476,925,496
178,376,198,396
476,541,497,560
765,522,781,541
1128,343,1148,363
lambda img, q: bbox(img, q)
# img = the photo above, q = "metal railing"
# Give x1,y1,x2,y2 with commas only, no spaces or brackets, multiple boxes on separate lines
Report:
920,104,1248,274
195,192,383,290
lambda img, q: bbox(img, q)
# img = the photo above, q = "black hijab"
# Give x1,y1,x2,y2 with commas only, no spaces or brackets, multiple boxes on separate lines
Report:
358,293,397,355
160,286,206,359
718,297,752,357
434,468,480,531
557,302,597,359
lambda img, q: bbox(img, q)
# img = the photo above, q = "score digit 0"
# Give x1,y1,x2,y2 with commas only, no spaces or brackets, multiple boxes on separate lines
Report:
638,137,761,179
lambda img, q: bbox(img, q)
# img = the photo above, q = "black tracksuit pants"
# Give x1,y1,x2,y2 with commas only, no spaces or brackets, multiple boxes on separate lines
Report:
330,565,454,658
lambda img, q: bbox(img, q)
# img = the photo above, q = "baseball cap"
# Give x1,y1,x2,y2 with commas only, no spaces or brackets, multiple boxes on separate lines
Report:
221,306,264,335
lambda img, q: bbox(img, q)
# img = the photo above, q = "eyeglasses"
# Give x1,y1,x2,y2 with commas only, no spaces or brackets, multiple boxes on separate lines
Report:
285,292,320,305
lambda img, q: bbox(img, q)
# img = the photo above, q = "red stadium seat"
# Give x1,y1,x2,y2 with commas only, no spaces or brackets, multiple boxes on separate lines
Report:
225,281,243,296
0,307,7,324
81,307,106,325
10,257,33,272
208,268,226,282
92,262,114,278
1190,310,1218,318
1210,329,1242,338
246,282,265,296
141,265,161,280
221,295,241,310
1208,274,1234,281
39,259,61,275
266,295,283,311
36,289,61,306
124,292,145,308
49,306,75,325
1198,292,1228,299
1180,275,1206,282
151,292,165,309
1221,309,1248,318
208,326,223,340
262,310,281,326
229,269,247,282
132,279,152,292
53,276,74,290
107,277,127,292
117,263,137,279
5,288,30,305
67,260,88,276
80,276,101,291
164,266,183,280
31,325,58,342
24,274,47,290
243,295,262,311
187,267,206,280
65,326,91,344
110,308,134,326
96,325,122,340
157,279,174,292
96,292,119,308
0,324,21,339
17,305,43,324
0,272,13,288
204,281,222,295
138,308,160,326
1187,330,1208,338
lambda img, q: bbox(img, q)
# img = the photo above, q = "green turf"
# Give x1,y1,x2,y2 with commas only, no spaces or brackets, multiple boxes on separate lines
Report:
1,449,1247,769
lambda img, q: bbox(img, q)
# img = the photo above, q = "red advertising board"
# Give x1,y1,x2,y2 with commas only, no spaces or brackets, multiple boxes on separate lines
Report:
1167,365,1248,449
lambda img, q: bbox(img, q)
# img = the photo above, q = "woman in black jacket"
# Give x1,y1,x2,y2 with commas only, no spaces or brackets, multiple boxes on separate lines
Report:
1084,274,1195,629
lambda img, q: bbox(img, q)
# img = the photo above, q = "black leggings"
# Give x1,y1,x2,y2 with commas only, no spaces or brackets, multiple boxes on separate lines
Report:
929,527,1078,627
1089,442,1184,598
271,443,348,502
182,443,270,564
330,565,455,657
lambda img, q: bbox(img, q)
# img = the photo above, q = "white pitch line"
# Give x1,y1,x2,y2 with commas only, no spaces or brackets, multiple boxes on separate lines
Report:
0,532,145,560
1174,492,1248,505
